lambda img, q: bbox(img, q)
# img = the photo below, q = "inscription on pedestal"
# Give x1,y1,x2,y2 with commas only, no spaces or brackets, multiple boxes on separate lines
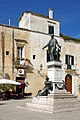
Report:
48,67,62,82
47,61,62,83
47,61,64,92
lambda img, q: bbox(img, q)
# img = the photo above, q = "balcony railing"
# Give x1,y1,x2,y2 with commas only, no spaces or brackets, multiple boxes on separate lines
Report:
14,58,33,70
64,64,76,70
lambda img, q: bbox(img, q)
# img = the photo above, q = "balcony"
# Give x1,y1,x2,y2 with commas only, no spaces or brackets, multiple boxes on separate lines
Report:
63,64,78,75
14,58,33,73
64,64,77,71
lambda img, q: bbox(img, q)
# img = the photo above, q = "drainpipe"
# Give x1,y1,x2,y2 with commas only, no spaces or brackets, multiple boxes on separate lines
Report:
1,27,5,78
12,29,14,80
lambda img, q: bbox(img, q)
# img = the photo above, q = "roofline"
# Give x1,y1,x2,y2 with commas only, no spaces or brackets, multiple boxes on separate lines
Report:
60,33,80,42
0,24,79,43
0,23,49,36
18,10,60,23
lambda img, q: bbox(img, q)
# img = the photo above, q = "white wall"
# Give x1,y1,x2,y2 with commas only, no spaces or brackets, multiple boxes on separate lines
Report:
19,12,60,36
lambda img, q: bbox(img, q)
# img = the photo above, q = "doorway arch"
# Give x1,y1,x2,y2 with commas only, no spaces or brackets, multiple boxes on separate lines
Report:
65,74,72,93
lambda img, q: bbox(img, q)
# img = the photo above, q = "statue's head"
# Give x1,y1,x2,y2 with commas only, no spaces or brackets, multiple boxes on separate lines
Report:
51,34,54,39
45,76,49,81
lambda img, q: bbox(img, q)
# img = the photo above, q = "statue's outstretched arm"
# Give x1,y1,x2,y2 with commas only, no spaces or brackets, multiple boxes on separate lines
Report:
42,43,48,49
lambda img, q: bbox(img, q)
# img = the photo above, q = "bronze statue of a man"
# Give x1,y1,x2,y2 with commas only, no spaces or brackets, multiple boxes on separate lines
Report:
42,34,61,61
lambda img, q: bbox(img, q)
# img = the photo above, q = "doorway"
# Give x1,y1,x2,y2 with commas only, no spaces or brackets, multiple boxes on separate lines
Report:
65,74,72,93
16,77,25,97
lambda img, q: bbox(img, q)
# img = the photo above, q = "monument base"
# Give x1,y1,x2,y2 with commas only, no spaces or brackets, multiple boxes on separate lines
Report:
26,61,78,113
26,91,78,113
26,96,54,113
47,60,65,93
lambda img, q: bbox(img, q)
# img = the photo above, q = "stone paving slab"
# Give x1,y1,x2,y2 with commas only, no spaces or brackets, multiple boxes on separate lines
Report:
0,98,80,120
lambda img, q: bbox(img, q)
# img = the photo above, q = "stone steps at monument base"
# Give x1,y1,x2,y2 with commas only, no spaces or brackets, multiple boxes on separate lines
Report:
40,93,77,99
53,98,80,110
54,94,77,99
26,91,80,113
26,96,80,113
53,98,80,112
31,96,77,106
32,96,78,105
26,98,80,113
54,97,77,103
48,91,77,99
26,102,53,113
32,96,54,105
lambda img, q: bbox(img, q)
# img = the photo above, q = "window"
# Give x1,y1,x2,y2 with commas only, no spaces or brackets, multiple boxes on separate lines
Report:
17,46,23,59
48,25,54,34
33,55,36,59
6,51,9,55
17,46,24,65
65,55,74,69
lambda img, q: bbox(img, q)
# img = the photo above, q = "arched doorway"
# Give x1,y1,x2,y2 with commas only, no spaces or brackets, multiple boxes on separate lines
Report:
65,74,72,93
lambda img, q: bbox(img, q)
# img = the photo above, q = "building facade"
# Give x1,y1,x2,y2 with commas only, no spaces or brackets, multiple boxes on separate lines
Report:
19,9,80,96
0,25,32,96
0,9,80,96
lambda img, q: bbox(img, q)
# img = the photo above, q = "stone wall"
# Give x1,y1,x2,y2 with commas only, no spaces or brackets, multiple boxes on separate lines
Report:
19,12,60,36
0,24,80,96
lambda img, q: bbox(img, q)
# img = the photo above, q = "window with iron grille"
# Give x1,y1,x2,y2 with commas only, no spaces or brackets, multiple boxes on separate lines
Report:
65,55,74,69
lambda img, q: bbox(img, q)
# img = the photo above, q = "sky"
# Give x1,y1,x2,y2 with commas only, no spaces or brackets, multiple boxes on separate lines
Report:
0,0,80,39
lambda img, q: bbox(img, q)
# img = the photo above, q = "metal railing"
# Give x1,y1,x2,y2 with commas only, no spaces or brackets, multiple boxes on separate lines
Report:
14,58,33,67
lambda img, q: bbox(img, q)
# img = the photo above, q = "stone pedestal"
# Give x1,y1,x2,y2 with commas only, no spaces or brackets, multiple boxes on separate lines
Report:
47,61,65,93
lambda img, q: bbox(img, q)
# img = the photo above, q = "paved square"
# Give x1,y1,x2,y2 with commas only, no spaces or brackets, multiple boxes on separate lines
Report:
0,99,80,120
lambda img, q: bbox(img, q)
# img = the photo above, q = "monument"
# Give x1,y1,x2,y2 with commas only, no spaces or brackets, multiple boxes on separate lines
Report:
26,35,66,113
42,34,65,93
